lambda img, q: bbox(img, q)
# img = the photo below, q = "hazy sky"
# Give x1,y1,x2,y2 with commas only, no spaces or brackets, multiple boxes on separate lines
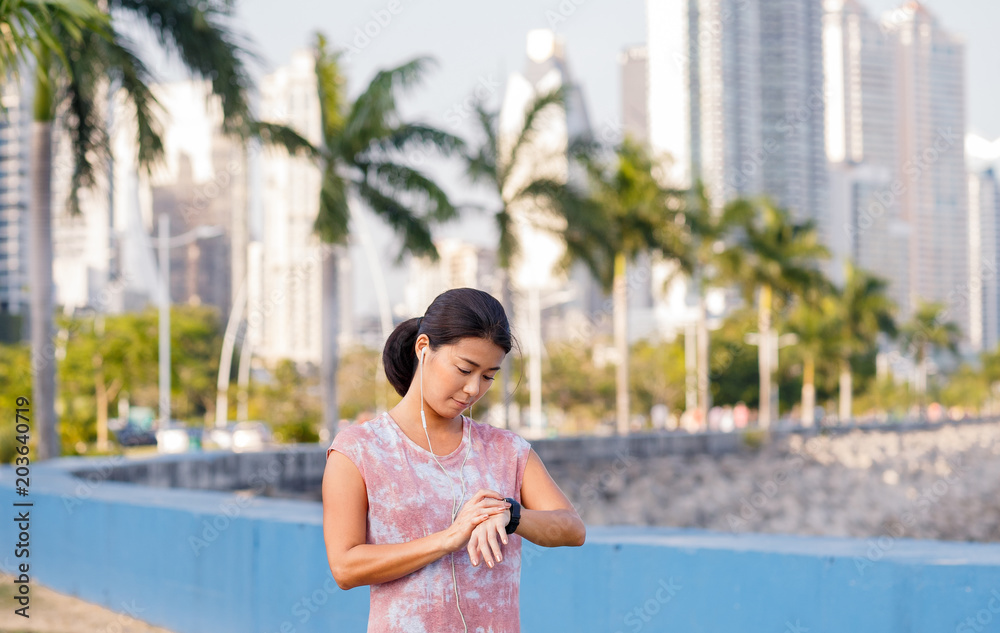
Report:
189,0,1000,318
232,0,999,139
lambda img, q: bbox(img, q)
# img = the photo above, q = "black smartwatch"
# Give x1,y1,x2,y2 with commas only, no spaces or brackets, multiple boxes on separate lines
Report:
503,497,521,534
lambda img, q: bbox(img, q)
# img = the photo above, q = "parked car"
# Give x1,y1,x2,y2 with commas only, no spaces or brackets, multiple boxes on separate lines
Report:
231,421,272,452
113,423,157,447
155,422,203,454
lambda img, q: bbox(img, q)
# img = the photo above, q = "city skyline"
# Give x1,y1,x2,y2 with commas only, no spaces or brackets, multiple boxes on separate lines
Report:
111,0,999,324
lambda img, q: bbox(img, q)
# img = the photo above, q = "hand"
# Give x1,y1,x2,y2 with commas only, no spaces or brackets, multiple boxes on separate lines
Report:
439,489,510,554
467,508,511,569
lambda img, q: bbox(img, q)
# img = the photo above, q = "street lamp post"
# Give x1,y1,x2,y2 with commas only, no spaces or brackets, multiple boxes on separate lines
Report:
157,213,224,426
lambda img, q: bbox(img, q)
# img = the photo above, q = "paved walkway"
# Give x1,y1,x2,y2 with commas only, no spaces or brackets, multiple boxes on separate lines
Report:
0,573,176,633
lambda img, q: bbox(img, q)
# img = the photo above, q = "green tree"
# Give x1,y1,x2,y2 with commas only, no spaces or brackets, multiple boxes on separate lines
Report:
561,136,685,434
0,344,33,463
785,294,840,426
629,339,687,424
260,35,464,438
676,181,747,421
899,301,961,410
716,198,829,429
464,86,594,428
20,0,277,459
831,263,897,421
541,342,615,434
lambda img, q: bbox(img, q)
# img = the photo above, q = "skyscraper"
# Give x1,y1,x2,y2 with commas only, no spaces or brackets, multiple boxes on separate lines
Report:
146,79,248,321
884,2,968,338
257,50,325,365
0,78,31,340
823,0,909,307
619,46,649,144
967,167,999,351
648,0,827,223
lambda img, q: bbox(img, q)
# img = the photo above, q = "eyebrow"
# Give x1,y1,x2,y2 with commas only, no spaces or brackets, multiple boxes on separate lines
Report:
459,356,502,371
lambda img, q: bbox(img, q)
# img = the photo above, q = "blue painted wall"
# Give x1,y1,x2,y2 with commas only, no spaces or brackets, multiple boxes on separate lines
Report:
3,461,1000,633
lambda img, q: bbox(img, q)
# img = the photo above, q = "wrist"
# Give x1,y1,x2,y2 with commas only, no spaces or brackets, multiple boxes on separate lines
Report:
503,497,521,534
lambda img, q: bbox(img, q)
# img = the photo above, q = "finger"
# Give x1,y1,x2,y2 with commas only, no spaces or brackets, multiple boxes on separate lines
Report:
497,521,508,546
478,538,494,568
486,525,502,563
467,536,479,566
475,489,504,502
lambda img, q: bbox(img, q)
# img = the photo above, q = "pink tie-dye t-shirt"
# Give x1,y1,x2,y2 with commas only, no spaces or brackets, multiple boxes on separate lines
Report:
326,411,532,633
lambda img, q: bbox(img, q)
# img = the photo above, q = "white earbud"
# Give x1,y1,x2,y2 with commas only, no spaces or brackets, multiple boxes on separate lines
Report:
420,348,428,430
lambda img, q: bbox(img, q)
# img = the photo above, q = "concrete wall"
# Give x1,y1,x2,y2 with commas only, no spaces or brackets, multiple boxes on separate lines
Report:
4,459,1000,633
58,417,1000,495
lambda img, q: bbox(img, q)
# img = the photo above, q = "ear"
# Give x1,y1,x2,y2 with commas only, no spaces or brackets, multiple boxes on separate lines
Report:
414,334,430,361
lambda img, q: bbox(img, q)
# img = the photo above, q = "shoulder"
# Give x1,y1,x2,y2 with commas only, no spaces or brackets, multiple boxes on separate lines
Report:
467,417,531,454
325,415,387,460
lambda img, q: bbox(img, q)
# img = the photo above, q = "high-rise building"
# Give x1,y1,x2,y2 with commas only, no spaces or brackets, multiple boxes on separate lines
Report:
823,0,909,307
884,3,969,338
405,239,501,317
256,50,326,365
0,78,31,340
619,46,649,144
146,79,248,321
968,167,1000,351
648,0,827,218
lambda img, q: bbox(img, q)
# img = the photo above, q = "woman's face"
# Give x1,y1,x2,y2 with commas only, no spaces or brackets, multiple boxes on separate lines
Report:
416,336,506,419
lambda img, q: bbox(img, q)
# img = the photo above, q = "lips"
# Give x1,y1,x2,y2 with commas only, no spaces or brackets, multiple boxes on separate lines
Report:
453,398,471,407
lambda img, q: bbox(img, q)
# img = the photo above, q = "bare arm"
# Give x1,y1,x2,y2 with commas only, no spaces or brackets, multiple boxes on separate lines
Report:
466,448,586,566
515,449,586,547
322,450,509,590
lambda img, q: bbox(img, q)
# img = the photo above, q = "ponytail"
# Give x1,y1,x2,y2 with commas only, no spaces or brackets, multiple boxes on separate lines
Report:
383,317,422,397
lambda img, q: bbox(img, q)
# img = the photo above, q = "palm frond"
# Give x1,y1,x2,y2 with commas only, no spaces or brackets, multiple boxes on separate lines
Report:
499,86,565,185
343,56,434,152
250,120,321,159
108,0,255,134
356,180,436,262
363,160,457,223
60,22,164,213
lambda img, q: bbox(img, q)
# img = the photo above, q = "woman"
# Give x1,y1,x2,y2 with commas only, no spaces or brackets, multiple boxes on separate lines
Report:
322,287,586,633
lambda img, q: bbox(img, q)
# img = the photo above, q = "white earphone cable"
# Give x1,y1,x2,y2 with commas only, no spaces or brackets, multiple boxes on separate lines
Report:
420,348,473,633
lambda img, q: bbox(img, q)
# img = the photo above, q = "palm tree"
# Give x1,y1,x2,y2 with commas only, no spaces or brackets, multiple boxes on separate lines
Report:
560,136,685,434
900,301,961,411
832,263,896,422
1,0,105,79
261,35,464,438
676,181,744,423
464,87,594,429
785,293,840,426
717,198,829,429
21,0,271,459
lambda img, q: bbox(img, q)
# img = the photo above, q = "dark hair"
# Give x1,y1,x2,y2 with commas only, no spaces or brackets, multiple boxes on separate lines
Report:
383,288,515,396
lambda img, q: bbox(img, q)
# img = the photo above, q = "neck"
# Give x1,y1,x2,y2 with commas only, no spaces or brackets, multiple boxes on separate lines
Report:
391,390,464,433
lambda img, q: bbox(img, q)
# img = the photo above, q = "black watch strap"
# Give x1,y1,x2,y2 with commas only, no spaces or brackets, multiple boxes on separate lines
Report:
504,497,521,534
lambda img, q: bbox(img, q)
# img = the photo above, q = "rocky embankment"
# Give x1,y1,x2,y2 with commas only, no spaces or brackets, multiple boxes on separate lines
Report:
549,422,1000,542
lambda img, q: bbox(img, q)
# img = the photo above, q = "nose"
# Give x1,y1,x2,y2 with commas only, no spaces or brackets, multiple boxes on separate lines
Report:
463,377,479,397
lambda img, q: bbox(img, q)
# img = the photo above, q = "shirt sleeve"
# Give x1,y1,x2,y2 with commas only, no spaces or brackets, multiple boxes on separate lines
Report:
326,426,366,480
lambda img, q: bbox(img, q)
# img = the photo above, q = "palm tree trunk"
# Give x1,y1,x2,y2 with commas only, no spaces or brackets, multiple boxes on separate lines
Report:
499,270,514,430
29,118,59,460
802,353,815,427
838,358,852,423
758,284,772,430
613,252,629,435
696,285,711,424
321,250,340,439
